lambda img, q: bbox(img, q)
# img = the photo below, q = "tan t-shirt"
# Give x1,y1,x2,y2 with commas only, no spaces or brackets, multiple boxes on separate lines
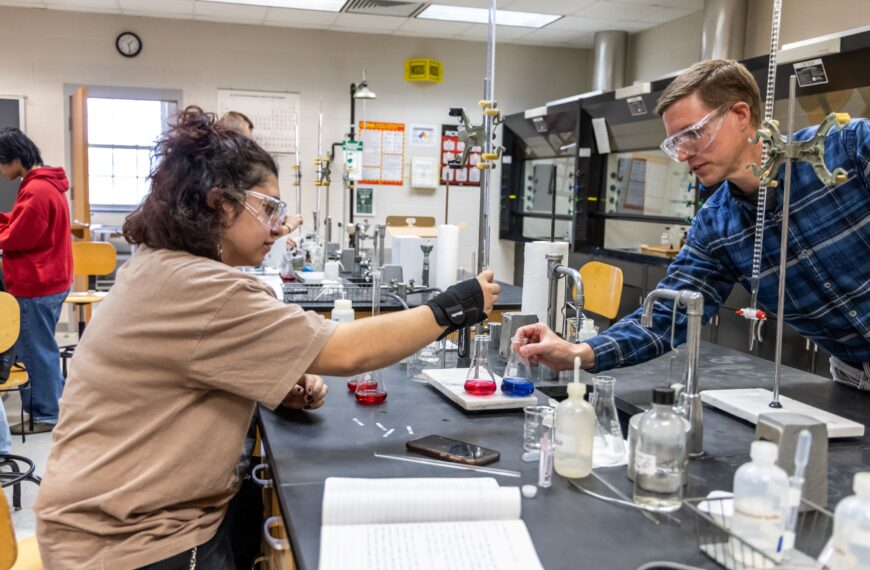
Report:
35,247,337,569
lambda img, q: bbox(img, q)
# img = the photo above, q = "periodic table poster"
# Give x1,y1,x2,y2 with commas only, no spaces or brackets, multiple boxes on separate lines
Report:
359,121,405,186
440,125,481,186
216,89,299,154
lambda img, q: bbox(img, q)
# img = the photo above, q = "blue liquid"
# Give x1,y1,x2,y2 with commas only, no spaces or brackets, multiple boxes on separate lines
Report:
501,377,535,397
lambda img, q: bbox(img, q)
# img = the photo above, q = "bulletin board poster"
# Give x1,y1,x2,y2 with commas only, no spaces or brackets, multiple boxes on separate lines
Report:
440,125,481,186
359,121,405,186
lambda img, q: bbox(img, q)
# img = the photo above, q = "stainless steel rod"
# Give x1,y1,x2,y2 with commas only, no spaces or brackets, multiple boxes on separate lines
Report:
771,75,797,409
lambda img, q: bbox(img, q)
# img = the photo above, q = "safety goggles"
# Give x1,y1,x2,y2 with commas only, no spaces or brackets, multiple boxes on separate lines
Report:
660,104,730,162
243,190,287,233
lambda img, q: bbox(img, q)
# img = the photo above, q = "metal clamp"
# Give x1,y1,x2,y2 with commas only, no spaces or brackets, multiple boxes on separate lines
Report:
251,463,272,488
263,516,290,551
748,112,850,188
448,105,505,169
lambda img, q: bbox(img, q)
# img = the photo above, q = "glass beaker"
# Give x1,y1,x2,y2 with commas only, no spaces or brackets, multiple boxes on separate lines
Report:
408,340,442,383
464,334,497,396
590,376,626,466
354,370,388,405
523,405,554,451
502,337,535,397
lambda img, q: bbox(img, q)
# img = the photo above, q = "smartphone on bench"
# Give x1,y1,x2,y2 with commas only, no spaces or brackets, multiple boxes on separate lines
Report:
406,435,500,466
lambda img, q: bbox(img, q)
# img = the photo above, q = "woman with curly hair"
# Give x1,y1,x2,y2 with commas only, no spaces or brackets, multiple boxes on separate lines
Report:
35,107,499,569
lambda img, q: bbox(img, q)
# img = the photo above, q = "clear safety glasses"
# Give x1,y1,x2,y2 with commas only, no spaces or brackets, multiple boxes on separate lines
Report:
243,190,287,233
660,104,731,162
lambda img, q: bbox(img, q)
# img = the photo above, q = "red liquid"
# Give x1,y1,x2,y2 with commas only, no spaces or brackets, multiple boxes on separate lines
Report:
280,274,297,283
355,390,388,405
464,379,497,396
347,378,358,392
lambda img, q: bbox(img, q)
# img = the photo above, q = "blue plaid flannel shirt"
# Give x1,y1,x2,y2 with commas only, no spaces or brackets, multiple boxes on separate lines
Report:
587,119,870,372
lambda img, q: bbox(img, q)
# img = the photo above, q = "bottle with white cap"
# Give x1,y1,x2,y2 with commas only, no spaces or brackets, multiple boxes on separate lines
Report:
553,357,595,479
730,440,790,558
331,298,355,322
830,472,870,570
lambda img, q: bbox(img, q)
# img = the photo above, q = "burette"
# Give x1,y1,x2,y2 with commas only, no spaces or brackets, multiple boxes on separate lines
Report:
477,0,498,273
739,0,783,350
314,99,326,244
292,110,302,234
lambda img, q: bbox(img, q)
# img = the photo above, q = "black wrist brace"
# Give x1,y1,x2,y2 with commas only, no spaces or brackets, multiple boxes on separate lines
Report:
425,278,486,339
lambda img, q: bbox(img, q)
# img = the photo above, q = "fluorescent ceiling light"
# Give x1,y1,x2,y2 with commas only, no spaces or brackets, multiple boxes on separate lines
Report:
417,4,561,28
199,0,347,12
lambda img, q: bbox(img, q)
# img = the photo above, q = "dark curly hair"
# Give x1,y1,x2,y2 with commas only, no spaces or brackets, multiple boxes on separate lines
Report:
123,106,278,260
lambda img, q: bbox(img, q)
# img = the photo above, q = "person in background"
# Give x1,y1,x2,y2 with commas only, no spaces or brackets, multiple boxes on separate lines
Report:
516,59,869,390
219,110,304,242
35,107,499,569
218,110,254,138
0,128,73,435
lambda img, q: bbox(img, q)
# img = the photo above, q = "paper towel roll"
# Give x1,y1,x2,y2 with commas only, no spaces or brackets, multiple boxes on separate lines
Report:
435,224,459,292
521,241,570,332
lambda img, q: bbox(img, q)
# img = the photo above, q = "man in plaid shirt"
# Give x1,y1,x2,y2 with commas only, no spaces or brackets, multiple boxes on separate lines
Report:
517,59,869,390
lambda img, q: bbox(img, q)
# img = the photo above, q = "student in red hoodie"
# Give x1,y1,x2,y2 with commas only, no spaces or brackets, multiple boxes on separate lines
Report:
0,128,73,434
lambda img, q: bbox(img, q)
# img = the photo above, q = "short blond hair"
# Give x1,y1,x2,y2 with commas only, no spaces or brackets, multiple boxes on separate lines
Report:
656,59,762,128
218,111,254,135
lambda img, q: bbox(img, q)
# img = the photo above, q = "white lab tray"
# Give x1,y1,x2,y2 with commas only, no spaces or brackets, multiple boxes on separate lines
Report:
700,388,865,439
422,368,538,411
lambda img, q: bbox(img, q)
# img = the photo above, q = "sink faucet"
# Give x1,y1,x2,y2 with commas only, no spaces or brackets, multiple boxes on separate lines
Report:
545,253,585,338
420,242,434,287
641,288,705,457
540,253,586,380
375,224,386,269
351,221,372,279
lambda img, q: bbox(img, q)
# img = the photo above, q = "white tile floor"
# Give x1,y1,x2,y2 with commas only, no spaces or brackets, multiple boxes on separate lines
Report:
3,331,76,541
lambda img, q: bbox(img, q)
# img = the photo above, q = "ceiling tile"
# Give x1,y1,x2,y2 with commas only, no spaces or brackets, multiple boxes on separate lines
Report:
419,0,491,7
501,0,593,15
455,23,534,41
0,0,47,7
394,17,474,36
329,13,406,32
576,0,664,21
607,0,702,9
44,0,119,11
119,0,193,15
636,5,694,24
264,6,339,26
194,1,268,23
545,15,621,33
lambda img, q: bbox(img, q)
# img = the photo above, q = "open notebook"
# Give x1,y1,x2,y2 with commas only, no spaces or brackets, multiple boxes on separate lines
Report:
318,477,544,570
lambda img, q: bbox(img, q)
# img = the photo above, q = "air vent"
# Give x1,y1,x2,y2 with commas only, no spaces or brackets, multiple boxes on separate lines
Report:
343,0,424,18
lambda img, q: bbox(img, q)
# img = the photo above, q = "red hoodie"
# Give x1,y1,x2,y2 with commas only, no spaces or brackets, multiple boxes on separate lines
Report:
0,167,73,297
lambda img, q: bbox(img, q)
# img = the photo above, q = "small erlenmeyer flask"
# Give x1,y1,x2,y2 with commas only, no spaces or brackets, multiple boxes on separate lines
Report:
355,370,388,405
464,334,497,396
408,340,442,383
347,371,365,393
502,337,534,397
590,376,626,465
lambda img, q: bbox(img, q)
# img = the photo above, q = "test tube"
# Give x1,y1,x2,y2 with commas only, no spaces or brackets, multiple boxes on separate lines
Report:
538,431,554,488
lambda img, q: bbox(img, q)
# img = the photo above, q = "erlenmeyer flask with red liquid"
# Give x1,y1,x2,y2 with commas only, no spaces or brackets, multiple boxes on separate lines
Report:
354,370,388,405
347,372,365,393
464,334,497,396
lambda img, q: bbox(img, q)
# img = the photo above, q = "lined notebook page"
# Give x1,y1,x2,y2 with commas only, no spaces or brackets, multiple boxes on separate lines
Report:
319,520,544,570
322,478,518,526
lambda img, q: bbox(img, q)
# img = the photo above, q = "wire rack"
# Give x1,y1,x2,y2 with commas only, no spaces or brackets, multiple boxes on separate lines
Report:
283,283,376,307
684,496,833,570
